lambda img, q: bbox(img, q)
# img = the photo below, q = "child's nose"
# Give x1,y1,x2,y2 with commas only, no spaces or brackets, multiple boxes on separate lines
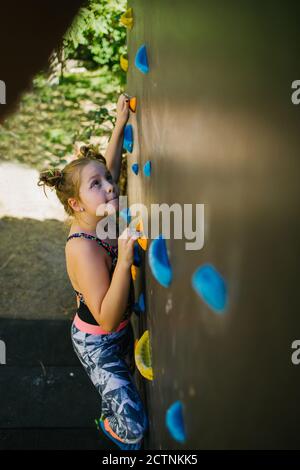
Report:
105,183,115,196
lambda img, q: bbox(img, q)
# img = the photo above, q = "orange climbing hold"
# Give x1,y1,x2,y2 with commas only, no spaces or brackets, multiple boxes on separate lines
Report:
129,97,137,112
138,238,147,251
135,220,148,251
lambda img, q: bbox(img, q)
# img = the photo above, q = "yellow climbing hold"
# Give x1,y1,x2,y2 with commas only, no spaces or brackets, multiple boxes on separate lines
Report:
131,264,137,281
134,330,153,381
120,8,134,30
120,55,128,72
136,220,148,251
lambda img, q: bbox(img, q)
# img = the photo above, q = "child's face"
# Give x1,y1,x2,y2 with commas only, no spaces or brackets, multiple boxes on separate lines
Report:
78,161,119,217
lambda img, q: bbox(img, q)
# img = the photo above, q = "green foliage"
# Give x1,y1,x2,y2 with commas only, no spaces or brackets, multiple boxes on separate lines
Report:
63,0,127,76
0,68,122,167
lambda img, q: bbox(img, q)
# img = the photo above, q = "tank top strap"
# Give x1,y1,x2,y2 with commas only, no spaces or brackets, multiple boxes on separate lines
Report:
66,232,118,259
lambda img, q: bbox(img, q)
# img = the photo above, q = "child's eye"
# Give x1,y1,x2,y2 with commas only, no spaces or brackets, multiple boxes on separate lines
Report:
91,179,100,188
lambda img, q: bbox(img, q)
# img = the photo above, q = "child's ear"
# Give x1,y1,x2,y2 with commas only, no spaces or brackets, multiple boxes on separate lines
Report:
68,197,79,212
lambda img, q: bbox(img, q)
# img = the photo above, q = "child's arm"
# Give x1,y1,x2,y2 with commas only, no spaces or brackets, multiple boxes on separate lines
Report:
70,229,137,332
100,229,139,332
71,240,131,332
104,94,130,184
99,259,132,332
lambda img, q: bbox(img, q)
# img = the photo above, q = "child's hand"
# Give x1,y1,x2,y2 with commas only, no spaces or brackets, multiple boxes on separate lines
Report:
117,227,139,269
116,94,130,128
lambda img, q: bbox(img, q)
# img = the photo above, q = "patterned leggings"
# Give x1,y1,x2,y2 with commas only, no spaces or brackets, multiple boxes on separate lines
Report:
71,320,148,444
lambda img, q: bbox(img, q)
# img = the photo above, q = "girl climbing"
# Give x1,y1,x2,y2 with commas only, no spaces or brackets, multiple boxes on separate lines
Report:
37,94,148,450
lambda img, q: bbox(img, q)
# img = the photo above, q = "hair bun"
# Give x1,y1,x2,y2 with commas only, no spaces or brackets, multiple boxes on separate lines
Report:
79,144,98,159
78,143,106,165
37,168,64,196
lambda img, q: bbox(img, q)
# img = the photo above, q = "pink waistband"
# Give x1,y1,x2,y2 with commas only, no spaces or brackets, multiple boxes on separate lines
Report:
73,312,129,335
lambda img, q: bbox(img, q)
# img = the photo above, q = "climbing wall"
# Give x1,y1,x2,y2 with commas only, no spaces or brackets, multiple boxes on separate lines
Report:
124,1,300,449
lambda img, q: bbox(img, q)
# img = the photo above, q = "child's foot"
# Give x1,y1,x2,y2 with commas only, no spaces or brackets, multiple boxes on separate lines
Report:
96,418,142,451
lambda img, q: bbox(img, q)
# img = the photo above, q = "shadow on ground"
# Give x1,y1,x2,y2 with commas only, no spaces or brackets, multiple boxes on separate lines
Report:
0,216,117,449
0,216,74,320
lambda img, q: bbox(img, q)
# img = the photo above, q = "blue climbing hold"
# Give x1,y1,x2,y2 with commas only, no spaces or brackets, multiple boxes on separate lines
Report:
138,292,145,312
98,419,142,450
133,292,145,315
148,235,172,287
133,303,140,316
123,124,133,153
135,44,149,74
133,243,141,267
166,401,186,444
143,160,151,177
119,207,132,224
132,163,139,175
191,263,228,313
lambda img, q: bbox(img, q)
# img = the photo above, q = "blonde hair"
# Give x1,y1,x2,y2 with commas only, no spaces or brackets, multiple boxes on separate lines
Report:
37,144,107,226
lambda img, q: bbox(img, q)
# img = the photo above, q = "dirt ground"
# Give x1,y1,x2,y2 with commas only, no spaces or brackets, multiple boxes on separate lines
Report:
0,153,128,321
0,216,75,320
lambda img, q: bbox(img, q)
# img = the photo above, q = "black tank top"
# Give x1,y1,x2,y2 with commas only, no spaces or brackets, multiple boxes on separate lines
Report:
66,232,134,326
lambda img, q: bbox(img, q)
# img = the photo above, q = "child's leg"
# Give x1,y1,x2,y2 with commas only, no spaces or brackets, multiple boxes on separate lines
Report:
96,322,147,444
98,352,147,444
71,322,148,445
120,320,136,375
